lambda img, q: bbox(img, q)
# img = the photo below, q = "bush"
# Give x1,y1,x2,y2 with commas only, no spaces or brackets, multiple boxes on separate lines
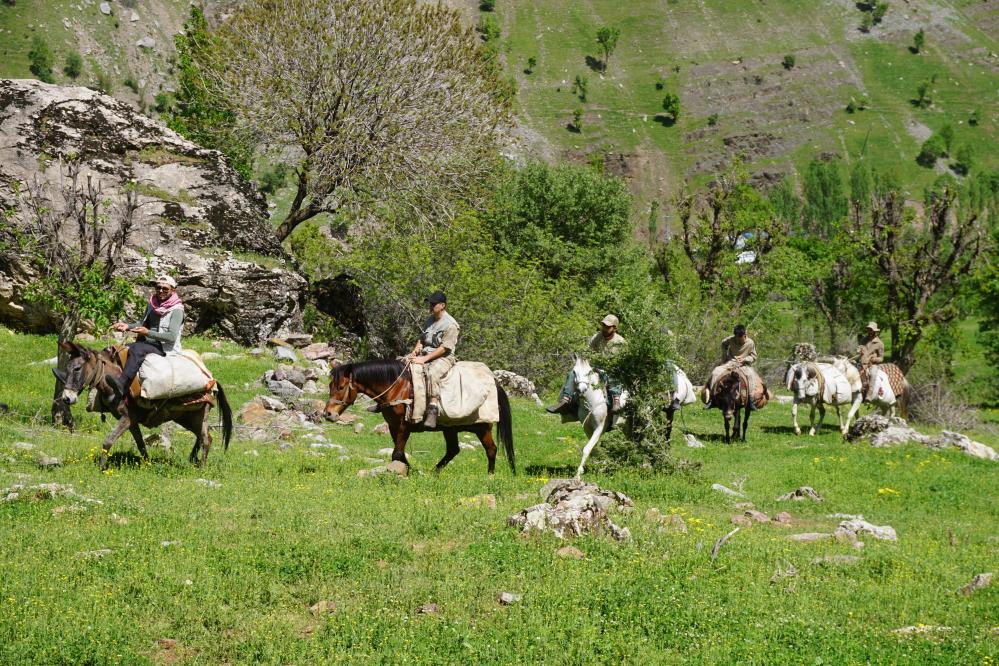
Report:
707,113,718,126
859,13,873,32
525,56,536,73
63,51,83,79
91,62,113,94
28,35,54,83
479,0,495,11
573,74,588,102
912,28,925,53
938,123,954,153
914,80,931,108
123,75,139,94
916,134,945,168
661,92,680,123
476,14,500,43
572,108,583,132
655,79,665,90
258,162,289,194
951,144,973,176
782,54,796,70
153,91,174,113
872,1,888,24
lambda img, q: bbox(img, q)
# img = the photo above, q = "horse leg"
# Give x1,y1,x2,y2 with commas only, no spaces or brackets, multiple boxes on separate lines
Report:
812,403,825,436
196,405,212,466
435,428,462,474
844,393,862,434
478,426,498,475
665,404,675,443
389,408,410,466
723,410,732,444
741,405,750,442
576,421,605,479
128,423,149,461
791,400,801,436
99,415,133,470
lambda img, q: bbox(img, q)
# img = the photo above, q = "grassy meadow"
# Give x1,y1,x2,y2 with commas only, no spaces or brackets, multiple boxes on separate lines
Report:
1,330,997,664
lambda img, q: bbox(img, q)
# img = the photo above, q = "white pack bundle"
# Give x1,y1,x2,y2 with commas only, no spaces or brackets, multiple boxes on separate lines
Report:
139,350,214,400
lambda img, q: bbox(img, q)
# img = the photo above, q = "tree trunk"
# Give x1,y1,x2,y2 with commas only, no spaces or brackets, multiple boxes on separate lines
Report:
51,315,79,430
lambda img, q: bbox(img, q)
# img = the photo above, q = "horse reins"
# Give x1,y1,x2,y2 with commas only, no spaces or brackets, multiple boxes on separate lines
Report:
328,361,412,406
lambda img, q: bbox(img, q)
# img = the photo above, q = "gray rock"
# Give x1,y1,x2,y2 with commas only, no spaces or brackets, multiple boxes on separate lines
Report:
76,548,113,559
777,486,824,502
283,333,314,348
459,442,476,451
416,603,438,614
745,510,770,523
353,423,364,434
958,572,993,596
711,483,745,498
0,80,305,344
497,592,522,605
303,380,319,394
492,370,537,398
99,2,111,15
36,454,61,469
13,441,34,451
130,10,139,22
136,37,155,49
839,519,897,542
194,478,221,488
787,532,833,543
684,433,705,448
274,346,298,362
509,479,632,541
267,380,303,399
257,395,287,411
373,423,390,435
937,431,998,461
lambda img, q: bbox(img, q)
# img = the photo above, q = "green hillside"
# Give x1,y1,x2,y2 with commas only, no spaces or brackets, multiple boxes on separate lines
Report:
495,0,998,204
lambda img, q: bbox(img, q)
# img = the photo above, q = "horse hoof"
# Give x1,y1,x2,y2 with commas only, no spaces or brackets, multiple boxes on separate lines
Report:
794,428,801,436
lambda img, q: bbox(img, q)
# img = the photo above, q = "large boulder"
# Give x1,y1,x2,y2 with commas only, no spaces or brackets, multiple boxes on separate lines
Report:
0,79,306,344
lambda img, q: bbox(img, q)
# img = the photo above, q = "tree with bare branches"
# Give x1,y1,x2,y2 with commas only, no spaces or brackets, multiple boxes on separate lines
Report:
861,172,992,372
1,163,142,427
203,0,511,241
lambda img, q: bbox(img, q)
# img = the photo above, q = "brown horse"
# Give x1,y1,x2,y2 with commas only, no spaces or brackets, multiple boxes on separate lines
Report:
324,359,514,475
54,341,233,469
707,367,769,443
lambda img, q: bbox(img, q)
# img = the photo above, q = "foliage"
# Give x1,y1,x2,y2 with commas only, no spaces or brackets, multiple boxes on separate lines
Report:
768,176,801,229
327,212,590,384
871,1,889,24
859,12,873,33
90,61,113,94
660,92,681,124
485,161,633,289
477,14,501,43
801,158,847,238
912,28,925,53
27,35,54,83
572,108,583,132
706,113,718,126
573,74,588,102
781,54,795,70
525,55,537,73
938,123,955,154
207,0,511,241
916,134,945,168
951,144,974,176
167,6,253,180
595,26,620,73
257,162,289,195
914,80,931,108
62,51,82,79
479,0,495,11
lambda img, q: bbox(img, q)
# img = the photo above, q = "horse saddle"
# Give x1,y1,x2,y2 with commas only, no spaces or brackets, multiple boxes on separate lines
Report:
110,346,215,402
409,362,499,425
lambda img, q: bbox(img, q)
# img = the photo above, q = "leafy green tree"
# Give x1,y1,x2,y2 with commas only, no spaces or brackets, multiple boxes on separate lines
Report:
572,107,583,132
938,123,955,154
768,176,801,229
573,74,588,102
63,51,83,79
951,144,974,176
1,163,143,428
525,56,537,73
206,0,510,241
912,28,925,53
595,26,620,73
167,6,253,179
486,162,633,288
914,80,931,108
916,134,945,168
872,1,889,24
801,158,847,238
782,54,796,70
660,92,680,124
859,12,873,33
27,35,54,83
479,0,495,11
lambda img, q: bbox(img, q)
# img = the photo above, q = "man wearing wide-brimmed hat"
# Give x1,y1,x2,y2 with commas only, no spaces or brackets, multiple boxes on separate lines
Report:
405,291,459,428
546,313,626,415
857,321,885,368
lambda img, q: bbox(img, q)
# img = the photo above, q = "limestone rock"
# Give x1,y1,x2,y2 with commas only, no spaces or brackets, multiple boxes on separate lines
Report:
0,80,305,344
787,532,833,543
811,555,861,566
777,486,823,502
492,369,540,404
731,515,752,527
373,423,390,435
839,519,897,542
556,545,586,559
497,592,522,605
936,431,998,461
136,37,155,49
958,572,993,596
99,2,111,15
509,479,632,541
685,433,705,448
745,510,770,523
711,483,745,498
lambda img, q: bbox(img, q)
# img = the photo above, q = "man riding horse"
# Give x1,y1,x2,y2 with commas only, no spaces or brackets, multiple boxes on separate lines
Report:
856,321,884,369
406,291,459,429
702,324,758,403
546,314,626,415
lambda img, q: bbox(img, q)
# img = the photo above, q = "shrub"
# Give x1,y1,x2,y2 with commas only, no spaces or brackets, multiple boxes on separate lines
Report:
655,79,665,90
63,51,83,79
153,91,174,113
872,1,888,24
258,162,289,194
572,108,583,132
938,123,954,153
28,35,54,83
969,109,979,126
476,14,500,43
916,134,946,168
525,56,536,73
573,74,588,102
912,28,925,53
951,144,973,176
914,80,931,108
782,54,796,70
661,92,680,123
123,75,139,94
707,113,718,126
859,13,873,32
479,0,495,11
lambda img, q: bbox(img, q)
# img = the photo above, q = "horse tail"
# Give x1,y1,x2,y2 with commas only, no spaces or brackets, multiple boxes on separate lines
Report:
215,382,233,451
495,382,515,475
899,378,911,421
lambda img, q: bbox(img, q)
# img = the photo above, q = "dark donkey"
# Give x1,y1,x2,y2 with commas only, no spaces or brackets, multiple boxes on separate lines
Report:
54,341,233,469
707,366,769,443
324,359,515,474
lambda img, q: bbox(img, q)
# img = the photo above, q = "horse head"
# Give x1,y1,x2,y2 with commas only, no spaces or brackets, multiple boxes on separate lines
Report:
571,355,600,393
54,341,103,405
324,362,359,422
789,363,820,400
713,369,743,414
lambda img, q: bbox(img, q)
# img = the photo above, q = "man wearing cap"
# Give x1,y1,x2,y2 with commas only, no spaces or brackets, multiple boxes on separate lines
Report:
109,275,185,402
856,322,885,368
546,314,626,415
406,291,459,429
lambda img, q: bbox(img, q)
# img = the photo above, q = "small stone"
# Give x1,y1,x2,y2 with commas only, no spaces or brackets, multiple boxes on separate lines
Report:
893,625,952,635
99,2,111,15
958,572,993,596
773,512,793,526
244,450,259,457
833,527,866,549
274,346,298,362
645,508,662,521
377,448,395,457
417,602,438,614
309,599,336,616
353,423,364,434
303,380,319,394
497,592,522,605
459,442,476,451
373,423,390,435
685,433,705,448
110,513,129,525
711,483,745,498
130,10,139,22
734,501,755,510
157,638,177,650
556,546,586,559
194,479,221,488
257,395,286,411
36,454,61,469
745,510,770,523
778,486,824,502
839,519,897,542
662,514,687,533
13,442,34,451
731,515,753,527
160,540,181,548
386,461,408,476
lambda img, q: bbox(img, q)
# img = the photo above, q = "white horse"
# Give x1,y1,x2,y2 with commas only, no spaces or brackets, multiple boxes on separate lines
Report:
828,357,909,418
785,361,862,435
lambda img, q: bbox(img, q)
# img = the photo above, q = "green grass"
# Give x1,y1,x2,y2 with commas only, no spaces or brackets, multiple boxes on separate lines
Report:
1,330,996,663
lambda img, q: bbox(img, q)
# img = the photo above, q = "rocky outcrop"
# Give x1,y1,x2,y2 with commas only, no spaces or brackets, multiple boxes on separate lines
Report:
0,79,305,344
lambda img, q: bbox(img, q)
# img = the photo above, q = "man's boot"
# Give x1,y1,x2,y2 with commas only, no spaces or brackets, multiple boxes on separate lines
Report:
423,404,439,429
108,375,128,403
546,396,573,415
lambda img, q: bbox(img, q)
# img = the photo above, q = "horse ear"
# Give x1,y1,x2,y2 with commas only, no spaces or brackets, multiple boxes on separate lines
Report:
52,368,67,383
59,340,79,356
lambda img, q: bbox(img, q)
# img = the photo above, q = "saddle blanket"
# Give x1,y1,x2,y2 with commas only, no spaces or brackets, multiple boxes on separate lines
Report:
138,350,215,400
410,361,500,425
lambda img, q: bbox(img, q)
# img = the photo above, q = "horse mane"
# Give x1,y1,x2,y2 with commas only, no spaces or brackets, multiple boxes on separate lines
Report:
333,359,407,387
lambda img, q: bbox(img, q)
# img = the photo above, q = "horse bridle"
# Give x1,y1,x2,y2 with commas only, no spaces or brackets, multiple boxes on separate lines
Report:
327,362,412,406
